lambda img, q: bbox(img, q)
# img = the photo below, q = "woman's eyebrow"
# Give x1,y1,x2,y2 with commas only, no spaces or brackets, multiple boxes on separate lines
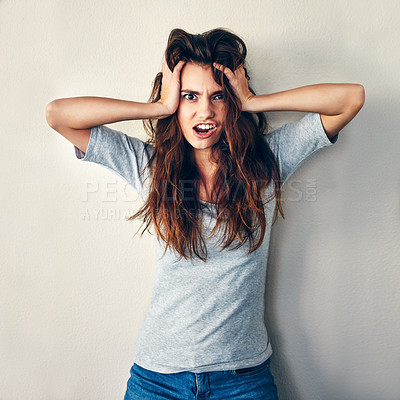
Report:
181,89,223,95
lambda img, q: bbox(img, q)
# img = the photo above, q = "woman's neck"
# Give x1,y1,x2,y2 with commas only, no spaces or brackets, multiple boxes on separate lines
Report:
193,149,219,203
197,167,219,203
194,149,218,173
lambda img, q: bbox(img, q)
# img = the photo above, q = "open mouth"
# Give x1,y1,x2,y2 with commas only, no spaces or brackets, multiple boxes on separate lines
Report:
193,123,217,138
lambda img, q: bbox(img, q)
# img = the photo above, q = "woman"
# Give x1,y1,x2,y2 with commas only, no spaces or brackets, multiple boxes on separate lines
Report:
46,28,364,400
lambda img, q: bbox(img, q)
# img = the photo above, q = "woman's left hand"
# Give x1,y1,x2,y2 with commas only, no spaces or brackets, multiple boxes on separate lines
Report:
213,63,255,112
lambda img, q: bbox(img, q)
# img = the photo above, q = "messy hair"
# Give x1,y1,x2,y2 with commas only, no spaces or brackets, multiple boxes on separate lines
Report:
127,28,284,262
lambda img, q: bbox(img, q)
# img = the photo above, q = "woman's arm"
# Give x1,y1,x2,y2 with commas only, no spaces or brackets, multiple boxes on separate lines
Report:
46,61,185,153
214,63,365,141
45,98,166,154
46,97,170,131
244,83,365,140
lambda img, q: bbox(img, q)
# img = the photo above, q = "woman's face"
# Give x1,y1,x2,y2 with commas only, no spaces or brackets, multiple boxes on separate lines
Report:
177,62,227,156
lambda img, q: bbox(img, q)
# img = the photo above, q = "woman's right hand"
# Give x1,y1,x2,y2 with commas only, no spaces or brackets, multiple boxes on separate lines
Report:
157,60,186,117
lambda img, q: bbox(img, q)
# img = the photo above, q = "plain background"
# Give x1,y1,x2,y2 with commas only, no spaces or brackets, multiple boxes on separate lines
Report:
1,0,399,399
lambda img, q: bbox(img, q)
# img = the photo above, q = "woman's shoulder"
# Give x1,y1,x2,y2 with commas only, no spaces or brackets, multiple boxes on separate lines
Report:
263,112,336,149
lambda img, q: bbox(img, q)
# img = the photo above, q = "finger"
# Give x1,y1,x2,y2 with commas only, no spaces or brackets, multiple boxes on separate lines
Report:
237,64,246,75
213,62,233,76
213,62,232,74
214,63,235,81
161,60,170,75
173,60,186,75
175,60,186,69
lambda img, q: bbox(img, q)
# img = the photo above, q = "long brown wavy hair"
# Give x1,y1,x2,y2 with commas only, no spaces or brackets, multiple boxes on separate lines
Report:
127,27,285,262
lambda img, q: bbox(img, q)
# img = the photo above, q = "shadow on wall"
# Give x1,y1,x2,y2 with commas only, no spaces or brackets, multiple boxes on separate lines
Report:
264,101,400,400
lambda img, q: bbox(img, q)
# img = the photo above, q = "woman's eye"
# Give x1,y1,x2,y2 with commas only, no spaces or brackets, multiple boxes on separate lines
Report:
183,94,196,100
214,94,224,100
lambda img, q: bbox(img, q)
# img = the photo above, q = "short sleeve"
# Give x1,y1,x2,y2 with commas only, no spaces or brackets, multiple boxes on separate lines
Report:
264,112,339,184
74,125,154,194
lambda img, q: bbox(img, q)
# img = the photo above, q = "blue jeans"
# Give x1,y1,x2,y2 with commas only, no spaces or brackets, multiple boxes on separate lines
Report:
123,358,279,399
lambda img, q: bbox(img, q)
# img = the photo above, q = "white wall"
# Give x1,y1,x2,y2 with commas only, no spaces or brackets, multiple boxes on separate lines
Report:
1,0,399,399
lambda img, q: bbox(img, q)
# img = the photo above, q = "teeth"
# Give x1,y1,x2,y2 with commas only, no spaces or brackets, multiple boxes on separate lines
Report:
196,124,215,130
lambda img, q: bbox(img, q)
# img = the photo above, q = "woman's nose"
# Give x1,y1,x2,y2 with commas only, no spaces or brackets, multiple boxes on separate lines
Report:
197,98,214,118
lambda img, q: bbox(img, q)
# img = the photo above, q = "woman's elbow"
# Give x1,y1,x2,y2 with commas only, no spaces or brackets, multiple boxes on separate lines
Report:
352,84,365,110
45,100,60,129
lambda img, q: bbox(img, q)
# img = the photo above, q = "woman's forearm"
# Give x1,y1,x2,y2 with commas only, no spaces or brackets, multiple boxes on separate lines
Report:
246,83,365,114
46,96,167,130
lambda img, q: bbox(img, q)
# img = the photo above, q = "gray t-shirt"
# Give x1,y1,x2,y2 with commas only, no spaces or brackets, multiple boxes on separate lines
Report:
74,112,338,373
